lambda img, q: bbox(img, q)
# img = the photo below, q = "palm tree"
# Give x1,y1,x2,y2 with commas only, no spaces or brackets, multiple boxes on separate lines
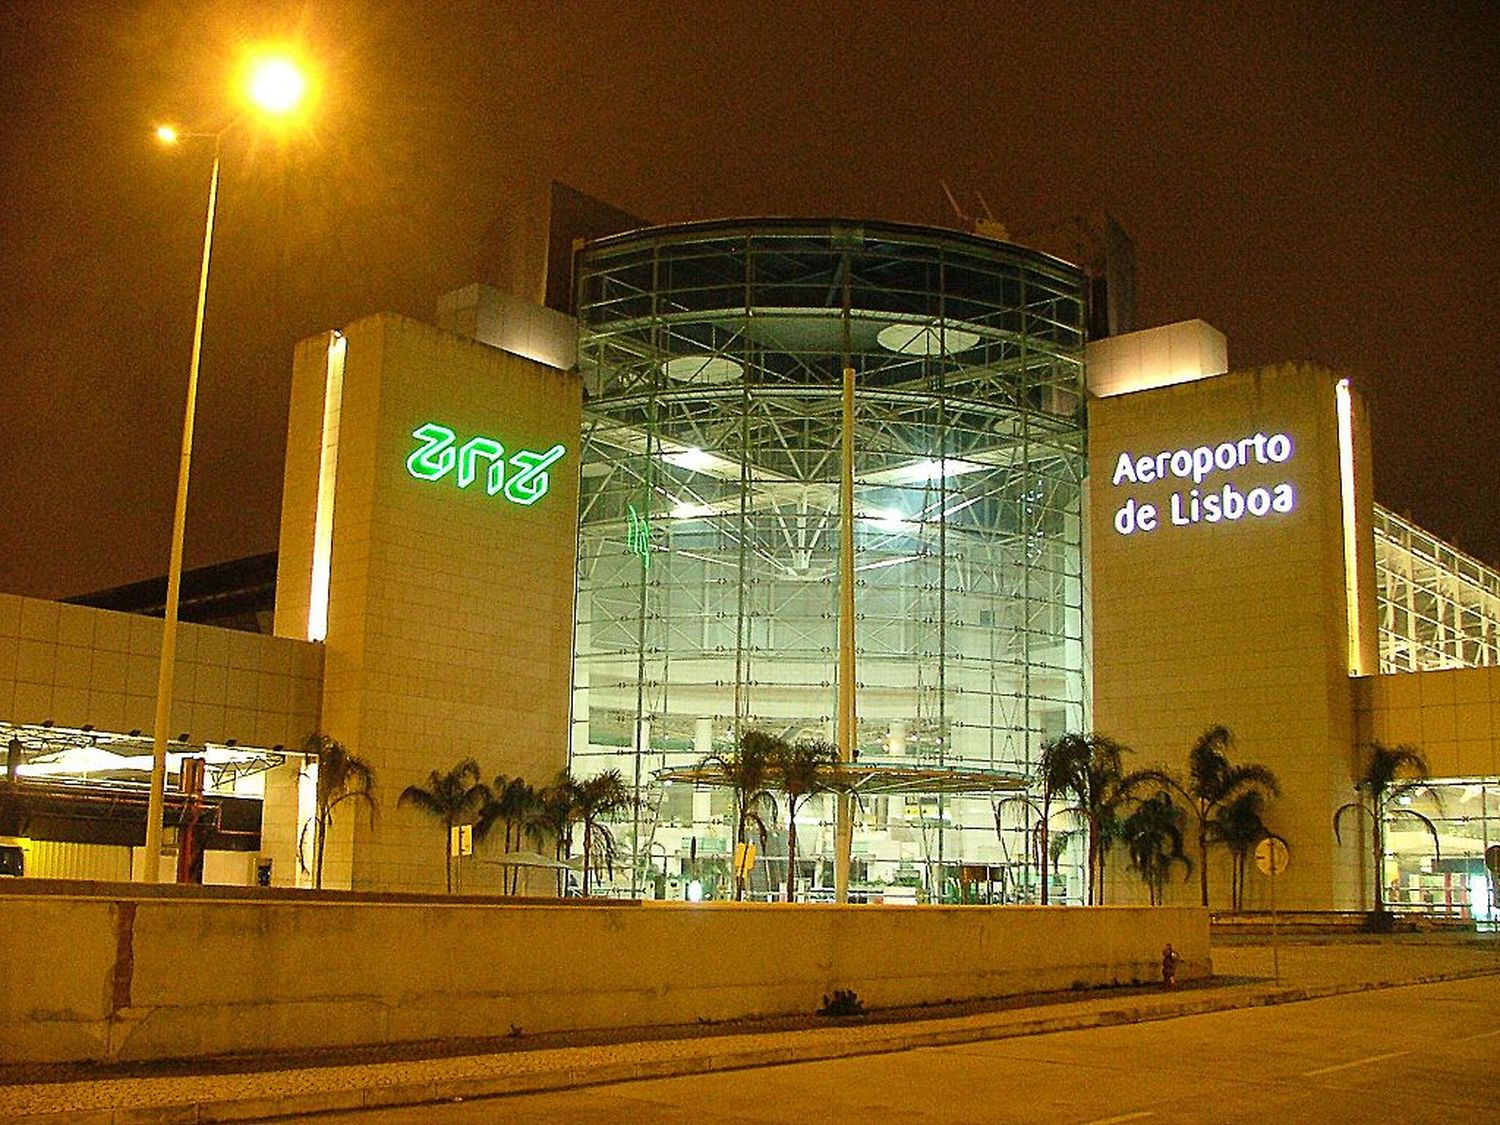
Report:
771,739,837,903
1053,733,1154,905
475,775,538,894
300,733,377,889
524,773,577,896
699,729,783,901
397,758,489,893
1210,789,1275,912
569,769,633,895
1122,791,1192,905
1335,742,1440,916
998,733,1084,904
1148,725,1280,908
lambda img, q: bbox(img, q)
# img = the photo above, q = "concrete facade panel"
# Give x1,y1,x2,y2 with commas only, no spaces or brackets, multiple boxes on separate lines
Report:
1090,363,1374,909
1355,665,1500,781
270,313,582,893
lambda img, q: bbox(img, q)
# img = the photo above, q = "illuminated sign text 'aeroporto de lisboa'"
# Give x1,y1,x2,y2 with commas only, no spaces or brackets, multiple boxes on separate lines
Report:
1111,431,1296,535
405,422,566,506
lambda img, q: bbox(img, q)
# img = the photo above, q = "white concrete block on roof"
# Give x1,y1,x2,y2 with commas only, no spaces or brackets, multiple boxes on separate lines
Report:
435,283,578,371
1086,319,1229,398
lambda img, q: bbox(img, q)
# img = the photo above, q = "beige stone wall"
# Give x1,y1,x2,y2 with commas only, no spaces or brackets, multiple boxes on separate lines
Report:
273,313,581,892
0,595,321,749
0,887,1209,1064
1354,666,1500,780
1090,364,1377,909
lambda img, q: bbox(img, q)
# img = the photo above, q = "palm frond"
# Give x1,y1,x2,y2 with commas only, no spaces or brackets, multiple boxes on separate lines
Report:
1332,800,1371,843
1219,763,1281,801
1389,807,1442,860
398,785,443,815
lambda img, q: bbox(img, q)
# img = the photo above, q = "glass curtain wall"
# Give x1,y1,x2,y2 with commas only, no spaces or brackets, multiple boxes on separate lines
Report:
1374,505,1500,673
1382,779,1499,924
571,220,1087,901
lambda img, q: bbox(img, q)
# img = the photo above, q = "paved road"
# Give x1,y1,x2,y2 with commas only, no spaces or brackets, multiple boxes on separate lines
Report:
328,975,1500,1124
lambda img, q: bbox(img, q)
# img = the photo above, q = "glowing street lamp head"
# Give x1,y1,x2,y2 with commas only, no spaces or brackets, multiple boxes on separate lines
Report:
243,52,309,118
154,124,180,145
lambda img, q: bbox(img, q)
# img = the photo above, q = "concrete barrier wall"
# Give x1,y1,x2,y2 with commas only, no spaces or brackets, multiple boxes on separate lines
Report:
0,884,1209,1064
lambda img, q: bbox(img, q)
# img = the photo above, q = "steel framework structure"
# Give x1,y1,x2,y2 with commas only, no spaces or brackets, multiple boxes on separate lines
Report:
1374,505,1500,672
570,220,1088,899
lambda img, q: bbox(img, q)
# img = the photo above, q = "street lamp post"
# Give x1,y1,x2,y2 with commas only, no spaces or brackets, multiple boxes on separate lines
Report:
138,53,311,883
140,136,220,881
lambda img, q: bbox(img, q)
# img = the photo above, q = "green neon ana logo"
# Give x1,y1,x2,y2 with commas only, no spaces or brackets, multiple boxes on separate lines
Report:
405,423,566,506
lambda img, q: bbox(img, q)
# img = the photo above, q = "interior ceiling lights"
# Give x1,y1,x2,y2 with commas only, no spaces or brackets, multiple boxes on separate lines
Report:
661,355,744,384
876,322,981,355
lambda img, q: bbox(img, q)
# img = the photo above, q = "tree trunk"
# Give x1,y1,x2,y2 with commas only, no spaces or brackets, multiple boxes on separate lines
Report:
734,810,747,901
1372,799,1384,913
1198,816,1210,908
582,826,593,896
1037,797,1050,906
314,811,327,889
786,800,799,903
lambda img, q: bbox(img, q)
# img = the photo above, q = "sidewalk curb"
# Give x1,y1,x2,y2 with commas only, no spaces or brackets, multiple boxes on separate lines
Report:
12,966,1500,1123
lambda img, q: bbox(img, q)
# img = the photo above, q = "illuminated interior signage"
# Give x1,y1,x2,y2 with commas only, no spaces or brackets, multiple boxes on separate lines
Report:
1110,431,1295,536
627,504,651,568
406,423,566,506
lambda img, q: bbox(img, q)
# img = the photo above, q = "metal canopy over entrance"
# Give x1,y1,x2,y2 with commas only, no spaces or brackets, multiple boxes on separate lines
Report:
655,762,1029,797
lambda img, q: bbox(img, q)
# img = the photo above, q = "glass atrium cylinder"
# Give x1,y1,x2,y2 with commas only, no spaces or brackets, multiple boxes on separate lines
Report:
571,219,1087,900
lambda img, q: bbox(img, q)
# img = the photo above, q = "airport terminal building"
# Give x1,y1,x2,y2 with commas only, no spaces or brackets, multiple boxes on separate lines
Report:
2,203,1497,914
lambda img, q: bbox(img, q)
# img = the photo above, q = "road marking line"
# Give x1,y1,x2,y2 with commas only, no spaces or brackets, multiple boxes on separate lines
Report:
1458,1028,1500,1042
1081,1113,1153,1125
1302,1050,1409,1077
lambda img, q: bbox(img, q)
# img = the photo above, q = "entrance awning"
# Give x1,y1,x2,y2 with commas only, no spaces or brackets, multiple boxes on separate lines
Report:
654,761,1029,797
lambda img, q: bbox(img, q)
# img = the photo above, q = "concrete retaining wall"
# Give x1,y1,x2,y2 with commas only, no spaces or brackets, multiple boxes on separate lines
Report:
0,883,1209,1064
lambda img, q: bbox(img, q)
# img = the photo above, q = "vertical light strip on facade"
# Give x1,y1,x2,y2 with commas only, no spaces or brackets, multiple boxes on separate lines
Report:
1336,377,1365,675
307,331,346,642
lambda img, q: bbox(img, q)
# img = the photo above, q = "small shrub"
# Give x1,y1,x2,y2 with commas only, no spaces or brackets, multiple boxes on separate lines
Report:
818,989,866,1017
506,1024,523,1038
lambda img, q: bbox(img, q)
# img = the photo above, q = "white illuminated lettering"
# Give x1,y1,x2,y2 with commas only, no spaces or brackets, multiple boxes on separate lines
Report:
1191,446,1213,482
1108,430,1298,536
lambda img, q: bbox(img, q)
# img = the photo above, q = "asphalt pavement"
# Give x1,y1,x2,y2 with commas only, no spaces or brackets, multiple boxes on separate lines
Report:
330,973,1500,1124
